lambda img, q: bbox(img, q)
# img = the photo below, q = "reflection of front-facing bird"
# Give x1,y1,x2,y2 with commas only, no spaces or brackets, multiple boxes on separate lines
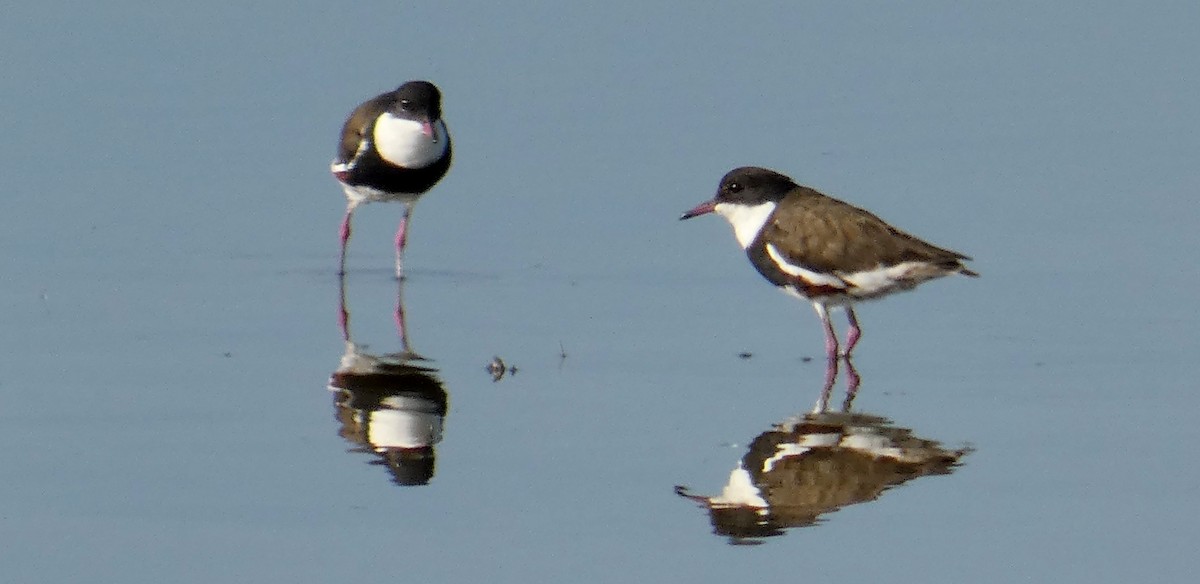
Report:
681,166,977,362
332,80,452,278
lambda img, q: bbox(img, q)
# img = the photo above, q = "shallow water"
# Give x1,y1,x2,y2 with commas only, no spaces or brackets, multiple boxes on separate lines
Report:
3,3,1200,583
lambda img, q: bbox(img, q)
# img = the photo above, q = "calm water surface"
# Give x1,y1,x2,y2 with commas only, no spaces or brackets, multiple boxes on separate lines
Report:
3,3,1199,583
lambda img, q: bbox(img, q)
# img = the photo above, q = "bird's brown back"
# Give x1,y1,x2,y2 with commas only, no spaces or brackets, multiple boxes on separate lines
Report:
335,94,392,164
759,186,976,276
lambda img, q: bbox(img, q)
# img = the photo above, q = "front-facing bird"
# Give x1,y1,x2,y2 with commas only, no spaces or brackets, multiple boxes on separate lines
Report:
331,80,452,278
681,166,977,363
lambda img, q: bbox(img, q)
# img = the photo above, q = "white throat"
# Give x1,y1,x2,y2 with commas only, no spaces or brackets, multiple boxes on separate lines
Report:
714,201,776,249
373,114,448,169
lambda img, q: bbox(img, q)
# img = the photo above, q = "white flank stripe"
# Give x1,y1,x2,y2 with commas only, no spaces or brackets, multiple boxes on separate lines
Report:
330,137,370,173
714,201,776,249
839,261,928,296
763,443,811,472
765,244,846,288
766,245,936,300
373,115,448,169
840,433,904,459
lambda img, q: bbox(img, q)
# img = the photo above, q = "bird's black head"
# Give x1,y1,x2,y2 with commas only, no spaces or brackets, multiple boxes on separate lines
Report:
681,166,797,220
715,167,797,206
390,80,443,122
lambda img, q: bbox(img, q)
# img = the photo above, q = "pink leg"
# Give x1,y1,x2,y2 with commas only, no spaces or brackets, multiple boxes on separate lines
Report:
813,303,839,362
844,306,862,356
338,208,354,275
394,204,414,279
843,356,861,399
815,354,839,413
394,282,410,354
337,273,351,342
392,280,427,361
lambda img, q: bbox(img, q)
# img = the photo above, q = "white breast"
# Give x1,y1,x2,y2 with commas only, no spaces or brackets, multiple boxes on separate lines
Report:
366,400,444,449
714,201,777,249
372,114,449,169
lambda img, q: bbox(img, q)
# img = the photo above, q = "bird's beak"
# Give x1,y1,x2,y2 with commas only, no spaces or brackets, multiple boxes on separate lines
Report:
680,200,716,220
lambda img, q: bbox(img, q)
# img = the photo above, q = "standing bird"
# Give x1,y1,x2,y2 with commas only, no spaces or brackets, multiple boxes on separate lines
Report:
331,80,452,278
681,166,977,362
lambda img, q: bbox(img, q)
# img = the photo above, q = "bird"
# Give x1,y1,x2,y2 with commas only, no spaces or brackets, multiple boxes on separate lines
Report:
681,166,977,362
331,80,452,278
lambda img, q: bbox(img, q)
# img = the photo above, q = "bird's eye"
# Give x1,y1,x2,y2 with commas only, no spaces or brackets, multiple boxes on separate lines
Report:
399,99,411,109
727,181,743,193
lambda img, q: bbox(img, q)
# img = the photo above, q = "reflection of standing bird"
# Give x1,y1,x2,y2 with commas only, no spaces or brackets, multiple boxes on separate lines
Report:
329,350,448,487
676,408,969,541
681,166,977,361
331,80,452,278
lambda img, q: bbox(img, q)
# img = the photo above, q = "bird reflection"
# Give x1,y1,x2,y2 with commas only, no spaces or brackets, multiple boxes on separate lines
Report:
676,359,970,543
328,275,448,486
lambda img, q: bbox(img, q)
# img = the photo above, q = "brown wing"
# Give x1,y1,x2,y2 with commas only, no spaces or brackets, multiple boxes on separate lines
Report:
761,187,976,275
334,93,393,164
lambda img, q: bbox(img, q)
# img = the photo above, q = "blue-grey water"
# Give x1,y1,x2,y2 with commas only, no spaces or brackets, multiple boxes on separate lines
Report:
3,2,1199,582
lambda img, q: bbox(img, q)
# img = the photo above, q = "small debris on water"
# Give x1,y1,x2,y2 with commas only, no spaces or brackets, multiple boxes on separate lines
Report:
487,356,520,382
487,356,506,381
737,352,753,360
